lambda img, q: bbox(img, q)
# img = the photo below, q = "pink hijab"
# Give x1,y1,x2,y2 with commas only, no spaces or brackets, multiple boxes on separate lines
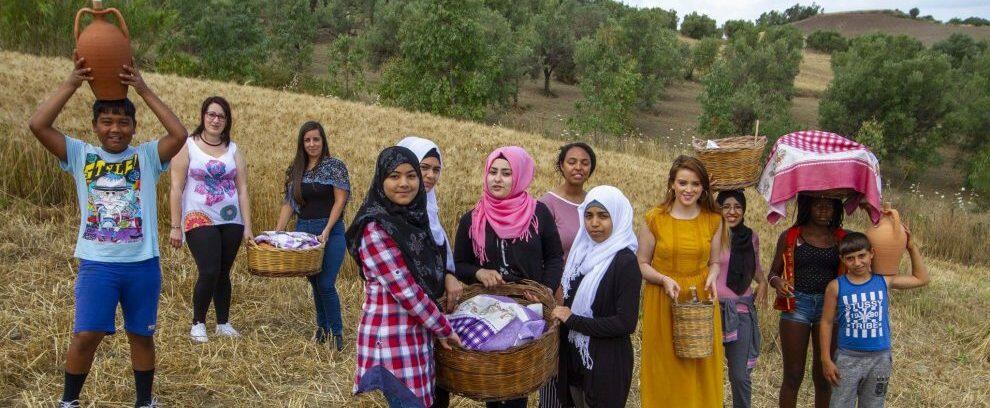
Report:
470,146,539,262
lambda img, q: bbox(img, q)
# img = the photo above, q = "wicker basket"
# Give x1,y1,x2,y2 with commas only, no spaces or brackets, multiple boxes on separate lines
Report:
435,280,559,402
672,298,715,359
693,134,767,191
245,240,324,277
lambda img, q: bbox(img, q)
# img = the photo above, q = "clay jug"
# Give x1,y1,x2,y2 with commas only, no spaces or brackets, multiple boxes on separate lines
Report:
74,0,133,101
865,202,907,275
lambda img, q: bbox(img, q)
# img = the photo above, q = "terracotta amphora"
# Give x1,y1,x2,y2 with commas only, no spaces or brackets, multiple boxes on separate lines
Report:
74,0,132,101
865,202,907,275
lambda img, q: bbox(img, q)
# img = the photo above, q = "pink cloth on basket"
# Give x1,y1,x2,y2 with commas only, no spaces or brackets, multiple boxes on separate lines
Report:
757,130,883,225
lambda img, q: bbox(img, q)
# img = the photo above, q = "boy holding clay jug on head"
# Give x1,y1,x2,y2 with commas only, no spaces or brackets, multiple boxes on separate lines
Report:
28,57,187,407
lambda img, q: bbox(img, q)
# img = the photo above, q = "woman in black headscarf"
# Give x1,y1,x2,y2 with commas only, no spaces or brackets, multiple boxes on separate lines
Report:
347,146,461,408
715,190,766,408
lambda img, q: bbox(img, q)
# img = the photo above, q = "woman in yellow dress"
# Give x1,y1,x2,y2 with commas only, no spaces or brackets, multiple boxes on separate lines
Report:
638,155,725,407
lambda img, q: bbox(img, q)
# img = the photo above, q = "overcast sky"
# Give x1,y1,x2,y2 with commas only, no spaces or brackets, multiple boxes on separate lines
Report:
619,0,990,25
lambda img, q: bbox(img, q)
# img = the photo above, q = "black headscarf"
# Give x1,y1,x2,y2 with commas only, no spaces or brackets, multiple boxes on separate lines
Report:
717,190,756,296
345,146,445,301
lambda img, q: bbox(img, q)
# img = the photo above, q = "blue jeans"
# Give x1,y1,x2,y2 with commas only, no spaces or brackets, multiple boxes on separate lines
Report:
357,366,425,408
296,218,345,335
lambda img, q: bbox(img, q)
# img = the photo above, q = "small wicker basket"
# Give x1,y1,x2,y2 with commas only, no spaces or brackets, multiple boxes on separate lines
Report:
672,297,715,359
245,240,324,277
435,280,559,402
693,122,767,191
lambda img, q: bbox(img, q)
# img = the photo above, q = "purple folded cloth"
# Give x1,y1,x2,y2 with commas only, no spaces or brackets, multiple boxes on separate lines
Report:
254,231,321,249
447,294,546,351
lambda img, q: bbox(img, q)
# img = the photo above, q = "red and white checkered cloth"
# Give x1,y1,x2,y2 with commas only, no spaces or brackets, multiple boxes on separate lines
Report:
758,131,884,225
771,130,867,156
353,222,453,407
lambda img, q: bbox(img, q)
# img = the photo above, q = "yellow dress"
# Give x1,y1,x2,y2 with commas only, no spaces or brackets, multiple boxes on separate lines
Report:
640,208,724,408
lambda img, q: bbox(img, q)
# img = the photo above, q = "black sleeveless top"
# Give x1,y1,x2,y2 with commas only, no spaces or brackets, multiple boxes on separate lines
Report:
793,242,841,294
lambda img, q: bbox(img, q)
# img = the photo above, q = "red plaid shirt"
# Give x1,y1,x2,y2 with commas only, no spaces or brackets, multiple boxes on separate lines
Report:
353,222,453,407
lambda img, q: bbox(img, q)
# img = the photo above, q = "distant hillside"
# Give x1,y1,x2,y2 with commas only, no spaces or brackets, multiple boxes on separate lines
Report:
792,11,990,45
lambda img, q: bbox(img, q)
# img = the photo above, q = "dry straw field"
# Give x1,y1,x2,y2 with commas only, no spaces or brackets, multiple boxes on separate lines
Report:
1,50,989,407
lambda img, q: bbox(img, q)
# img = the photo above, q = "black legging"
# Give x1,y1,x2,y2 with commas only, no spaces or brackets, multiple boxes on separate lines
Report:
186,224,244,325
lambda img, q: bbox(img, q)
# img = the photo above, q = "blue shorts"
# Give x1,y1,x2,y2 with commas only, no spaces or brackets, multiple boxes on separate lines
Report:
74,257,162,337
779,291,826,326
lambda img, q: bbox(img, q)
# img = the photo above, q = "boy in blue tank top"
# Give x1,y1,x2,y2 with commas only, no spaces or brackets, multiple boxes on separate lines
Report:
29,58,188,407
819,232,930,408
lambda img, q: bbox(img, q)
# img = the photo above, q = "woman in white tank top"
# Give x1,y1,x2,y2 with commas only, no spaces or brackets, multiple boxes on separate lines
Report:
168,96,254,343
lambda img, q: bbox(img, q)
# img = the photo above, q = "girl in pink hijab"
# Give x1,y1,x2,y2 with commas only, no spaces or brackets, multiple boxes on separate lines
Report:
452,146,565,408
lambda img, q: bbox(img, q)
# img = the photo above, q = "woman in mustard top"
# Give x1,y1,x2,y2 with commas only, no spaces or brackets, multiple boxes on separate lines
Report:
637,155,725,408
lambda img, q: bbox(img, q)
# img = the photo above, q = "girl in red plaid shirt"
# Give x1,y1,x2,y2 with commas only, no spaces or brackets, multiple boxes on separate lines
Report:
345,147,462,407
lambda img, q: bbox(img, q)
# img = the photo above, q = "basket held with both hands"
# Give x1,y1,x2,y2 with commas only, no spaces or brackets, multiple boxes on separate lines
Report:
435,280,559,402
245,239,325,278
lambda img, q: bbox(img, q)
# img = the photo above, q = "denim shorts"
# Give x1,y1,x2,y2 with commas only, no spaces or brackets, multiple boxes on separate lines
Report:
779,291,825,326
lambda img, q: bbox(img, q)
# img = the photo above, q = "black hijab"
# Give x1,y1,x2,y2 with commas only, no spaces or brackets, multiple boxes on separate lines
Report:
717,190,756,296
345,146,445,301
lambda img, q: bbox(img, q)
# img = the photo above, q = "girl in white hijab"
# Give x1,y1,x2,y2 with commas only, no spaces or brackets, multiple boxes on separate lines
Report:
552,185,641,408
396,136,464,303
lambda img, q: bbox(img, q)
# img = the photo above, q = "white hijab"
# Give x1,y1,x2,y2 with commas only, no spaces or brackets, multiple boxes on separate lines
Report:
560,185,638,370
396,136,455,272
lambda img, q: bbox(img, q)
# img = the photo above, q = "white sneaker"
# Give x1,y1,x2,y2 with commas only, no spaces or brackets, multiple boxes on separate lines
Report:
136,397,160,408
58,400,80,408
215,323,241,338
190,323,208,343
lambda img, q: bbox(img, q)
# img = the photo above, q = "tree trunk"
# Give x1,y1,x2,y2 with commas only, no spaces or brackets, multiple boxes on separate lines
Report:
543,66,553,96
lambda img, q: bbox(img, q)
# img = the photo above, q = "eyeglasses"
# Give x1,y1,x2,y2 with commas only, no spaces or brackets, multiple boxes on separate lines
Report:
205,112,227,122
721,204,744,212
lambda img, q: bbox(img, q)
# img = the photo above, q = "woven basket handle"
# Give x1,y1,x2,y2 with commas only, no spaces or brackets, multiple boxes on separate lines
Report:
753,120,760,143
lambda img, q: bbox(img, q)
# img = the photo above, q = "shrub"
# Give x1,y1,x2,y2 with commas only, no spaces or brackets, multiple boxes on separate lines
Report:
805,30,848,53
933,33,989,68
569,22,641,136
187,0,267,81
909,8,920,18
819,33,954,172
945,51,990,187
698,25,803,137
619,11,687,108
969,148,990,198
690,38,721,79
0,0,176,63
533,0,576,96
325,35,365,99
680,12,719,39
757,3,823,26
722,20,754,39
377,0,519,120
359,0,407,69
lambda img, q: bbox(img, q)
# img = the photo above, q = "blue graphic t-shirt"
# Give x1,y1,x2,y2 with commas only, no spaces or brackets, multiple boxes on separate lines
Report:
60,136,168,262
836,274,892,352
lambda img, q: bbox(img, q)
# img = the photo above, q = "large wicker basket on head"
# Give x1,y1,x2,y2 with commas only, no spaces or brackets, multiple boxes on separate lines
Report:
435,280,559,402
693,125,767,191
245,240,324,277
672,296,714,359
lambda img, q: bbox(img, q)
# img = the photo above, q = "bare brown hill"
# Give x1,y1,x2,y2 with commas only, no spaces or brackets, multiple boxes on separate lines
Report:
793,11,990,45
